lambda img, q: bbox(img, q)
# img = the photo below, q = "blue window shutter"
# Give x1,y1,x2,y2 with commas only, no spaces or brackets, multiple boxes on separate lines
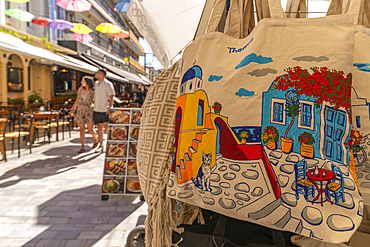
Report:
356,116,361,128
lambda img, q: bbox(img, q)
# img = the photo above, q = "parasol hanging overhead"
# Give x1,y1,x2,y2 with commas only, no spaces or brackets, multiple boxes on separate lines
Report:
56,0,92,12
70,23,93,34
47,19,74,30
107,30,129,38
4,9,35,22
114,0,131,12
72,33,93,43
95,23,121,34
6,0,30,3
31,17,52,26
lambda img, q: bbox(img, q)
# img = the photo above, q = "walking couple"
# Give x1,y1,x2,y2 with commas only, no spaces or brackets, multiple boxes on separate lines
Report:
70,68,115,153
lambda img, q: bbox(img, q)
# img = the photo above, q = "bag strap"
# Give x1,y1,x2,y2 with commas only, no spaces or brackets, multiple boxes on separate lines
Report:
347,0,370,25
285,0,307,18
223,0,256,38
207,0,286,35
272,229,286,246
212,214,227,247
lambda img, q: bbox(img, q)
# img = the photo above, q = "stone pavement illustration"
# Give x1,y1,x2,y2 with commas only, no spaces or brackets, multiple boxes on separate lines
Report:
0,130,147,247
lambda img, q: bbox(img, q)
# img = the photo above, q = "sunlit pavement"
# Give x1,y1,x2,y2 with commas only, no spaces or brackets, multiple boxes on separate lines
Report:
0,130,147,247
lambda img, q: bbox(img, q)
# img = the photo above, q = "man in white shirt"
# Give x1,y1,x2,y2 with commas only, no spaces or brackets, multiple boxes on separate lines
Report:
94,68,115,153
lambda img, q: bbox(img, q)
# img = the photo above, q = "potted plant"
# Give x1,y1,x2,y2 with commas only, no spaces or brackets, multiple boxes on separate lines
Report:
345,129,363,151
281,90,300,153
239,131,249,144
298,132,315,158
212,102,222,114
262,126,279,150
28,90,43,104
8,97,24,106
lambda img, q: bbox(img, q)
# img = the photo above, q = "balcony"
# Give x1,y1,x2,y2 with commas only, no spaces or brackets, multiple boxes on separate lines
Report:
93,0,128,31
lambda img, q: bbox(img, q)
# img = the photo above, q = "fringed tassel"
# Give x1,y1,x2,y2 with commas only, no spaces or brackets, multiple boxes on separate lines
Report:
144,158,205,247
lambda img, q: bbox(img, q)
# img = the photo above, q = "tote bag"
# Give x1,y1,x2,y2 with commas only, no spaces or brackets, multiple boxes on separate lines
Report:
167,0,362,243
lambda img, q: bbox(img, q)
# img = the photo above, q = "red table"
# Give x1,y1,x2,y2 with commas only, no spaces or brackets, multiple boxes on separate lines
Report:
307,168,335,206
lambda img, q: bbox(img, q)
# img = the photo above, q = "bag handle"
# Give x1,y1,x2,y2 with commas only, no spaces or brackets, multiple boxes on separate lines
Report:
223,0,256,38
285,0,307,18
327,0,370,25
207,0,286,35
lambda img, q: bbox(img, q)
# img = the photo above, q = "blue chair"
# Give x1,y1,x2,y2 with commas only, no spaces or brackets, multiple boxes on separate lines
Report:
326,164,345,205
295,161,315,201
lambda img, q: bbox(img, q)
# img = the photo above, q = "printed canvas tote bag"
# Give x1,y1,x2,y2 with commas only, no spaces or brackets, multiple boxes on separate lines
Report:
167,0,362,243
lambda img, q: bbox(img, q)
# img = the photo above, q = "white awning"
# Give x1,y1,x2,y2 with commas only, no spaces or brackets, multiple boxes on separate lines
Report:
139,74,151,85
80,54,146,85
0,32,128,82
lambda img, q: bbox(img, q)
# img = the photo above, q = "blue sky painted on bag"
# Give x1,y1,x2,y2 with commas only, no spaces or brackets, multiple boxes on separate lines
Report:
208,75,223,82
235,53,273,70
235,88,255,97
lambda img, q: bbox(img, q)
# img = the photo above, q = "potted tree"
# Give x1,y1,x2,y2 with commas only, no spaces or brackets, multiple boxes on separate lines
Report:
281,90,300,153
239,131,249,144
262,126,279,150
212,102,222,114
298,132,315,158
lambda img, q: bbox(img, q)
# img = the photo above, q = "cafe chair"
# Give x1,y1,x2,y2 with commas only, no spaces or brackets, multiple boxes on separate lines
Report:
58,108,71,140
0,118,8,162
5,113,35,158
35,111,59,144
326,164,345,205
295,161,315,202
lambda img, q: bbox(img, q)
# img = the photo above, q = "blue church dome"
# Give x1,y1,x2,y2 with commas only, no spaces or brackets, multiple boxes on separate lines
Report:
181,65,202,85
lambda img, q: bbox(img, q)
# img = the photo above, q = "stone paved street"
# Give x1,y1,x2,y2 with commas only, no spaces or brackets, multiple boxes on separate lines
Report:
0,130,147,247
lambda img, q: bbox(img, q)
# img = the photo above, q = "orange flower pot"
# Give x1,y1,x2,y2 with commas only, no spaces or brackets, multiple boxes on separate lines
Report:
266,140,276,150
280,137,293,153
300,143,314,158
241,138,247,144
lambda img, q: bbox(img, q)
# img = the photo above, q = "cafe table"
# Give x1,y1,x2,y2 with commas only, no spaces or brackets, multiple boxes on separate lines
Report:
307,168,335,206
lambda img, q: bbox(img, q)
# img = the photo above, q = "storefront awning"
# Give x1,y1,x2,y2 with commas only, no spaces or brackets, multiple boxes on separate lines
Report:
139,74,152,85
79,54,146,85
0,33,128,83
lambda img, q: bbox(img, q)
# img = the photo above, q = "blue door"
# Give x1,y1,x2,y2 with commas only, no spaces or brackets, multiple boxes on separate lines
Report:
324,106,346,163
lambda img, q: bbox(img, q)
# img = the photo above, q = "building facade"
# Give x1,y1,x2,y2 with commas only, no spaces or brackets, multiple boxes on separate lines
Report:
0,0,149,105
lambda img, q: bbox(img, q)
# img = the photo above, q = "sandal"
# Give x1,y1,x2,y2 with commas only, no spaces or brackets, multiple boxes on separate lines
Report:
92,141,99,148
78,149,85,153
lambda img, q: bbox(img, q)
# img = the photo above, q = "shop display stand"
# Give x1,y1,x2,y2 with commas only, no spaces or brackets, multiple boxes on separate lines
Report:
101,108,142,201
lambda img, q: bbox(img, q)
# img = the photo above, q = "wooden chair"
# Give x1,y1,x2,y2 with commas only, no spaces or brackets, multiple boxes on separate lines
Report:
34,111,60,144
5,113,34,158
326,164,345,205
295,161,315,202
58,108,72,140
0,118,8,161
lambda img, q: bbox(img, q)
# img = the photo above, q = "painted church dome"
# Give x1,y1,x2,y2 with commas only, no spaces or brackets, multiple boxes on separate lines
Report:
181,65,202,85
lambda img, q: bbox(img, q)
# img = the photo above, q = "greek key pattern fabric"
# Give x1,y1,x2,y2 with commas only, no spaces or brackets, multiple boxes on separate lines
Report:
137,63,179,205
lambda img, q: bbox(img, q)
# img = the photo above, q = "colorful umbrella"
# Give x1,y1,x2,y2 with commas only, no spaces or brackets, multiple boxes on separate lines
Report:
47,19,74,30
72,33,93,43
95,23,121,34
31,17,52,26
6,0,30,3
56,0,91,12
70,23,92,34
114,0,130,12
4,9,35,22
107,30,129,39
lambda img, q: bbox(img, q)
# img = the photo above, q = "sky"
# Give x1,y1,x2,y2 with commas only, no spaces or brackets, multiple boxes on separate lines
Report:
138,38,164,70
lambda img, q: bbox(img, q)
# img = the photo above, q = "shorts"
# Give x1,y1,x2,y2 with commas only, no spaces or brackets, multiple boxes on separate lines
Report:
94,111,108,124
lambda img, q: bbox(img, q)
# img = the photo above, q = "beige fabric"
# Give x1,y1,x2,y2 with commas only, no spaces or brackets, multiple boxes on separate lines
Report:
137,62,205,247
167,0,360,243
285,0,307,18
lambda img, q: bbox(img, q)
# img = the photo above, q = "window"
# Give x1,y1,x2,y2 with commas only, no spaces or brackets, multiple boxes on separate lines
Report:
273,102,284,122
103,56,107,62
7,56,23,92
301,103,312,127
189,82,192,91
270,98,286,125
298,100,314,130
356,116,361,128
197,100,204,126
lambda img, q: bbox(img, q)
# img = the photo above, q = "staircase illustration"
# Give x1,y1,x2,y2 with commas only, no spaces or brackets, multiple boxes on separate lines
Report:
248,199,313,237
176,130,207,180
